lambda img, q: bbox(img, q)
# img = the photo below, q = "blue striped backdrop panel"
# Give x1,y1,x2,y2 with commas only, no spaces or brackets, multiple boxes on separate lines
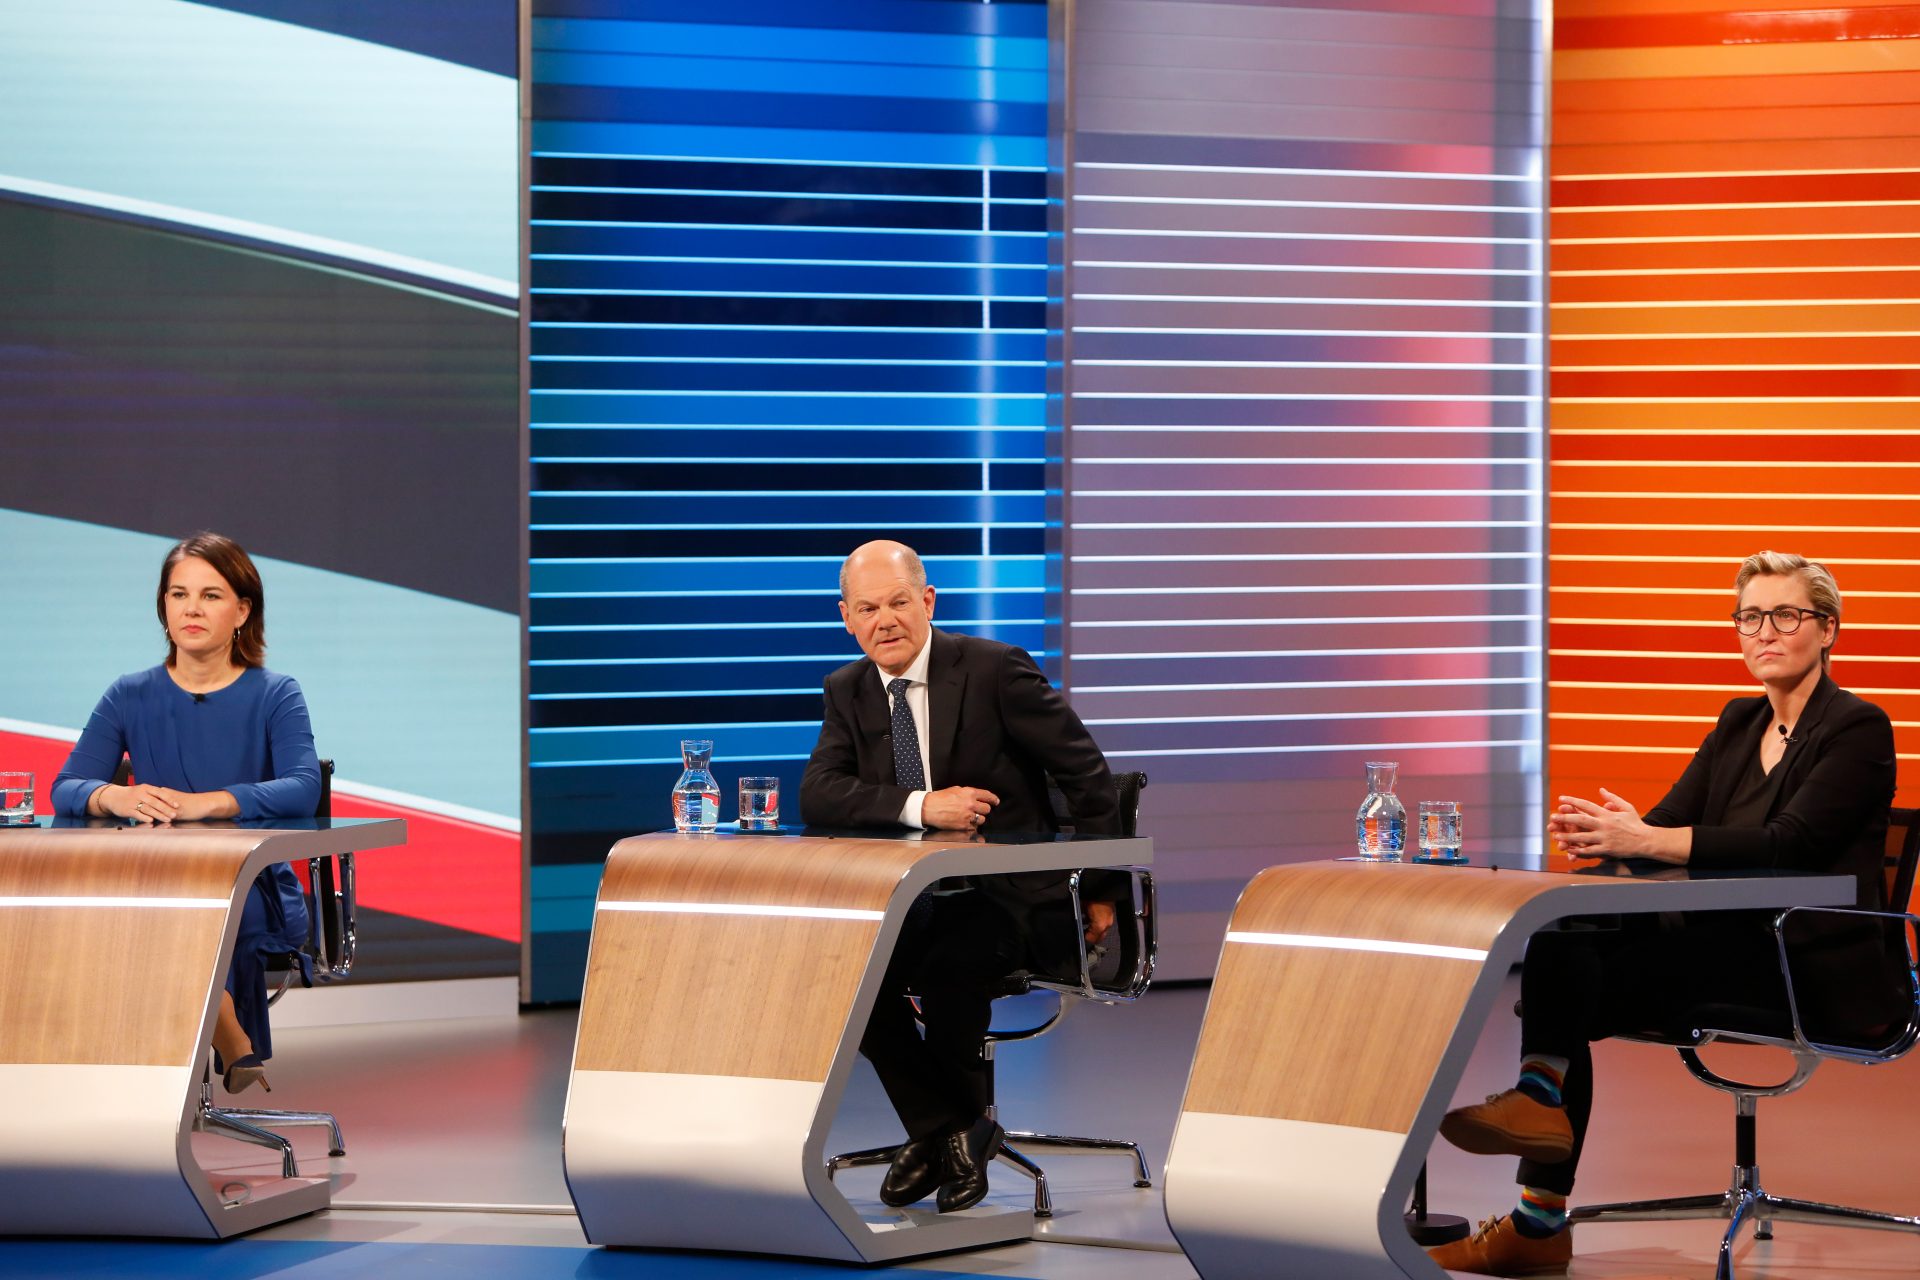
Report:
525,0,1051,1000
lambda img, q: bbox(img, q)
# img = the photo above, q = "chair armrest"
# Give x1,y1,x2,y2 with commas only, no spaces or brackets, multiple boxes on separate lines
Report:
1028,867,1156,1004
304,851,357,982
1772,904,1920,1063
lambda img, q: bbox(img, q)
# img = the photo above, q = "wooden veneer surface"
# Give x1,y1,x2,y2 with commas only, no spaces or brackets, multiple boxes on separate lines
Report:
0,828,266,1066
575,833,932,1082
1185,861,1561,1134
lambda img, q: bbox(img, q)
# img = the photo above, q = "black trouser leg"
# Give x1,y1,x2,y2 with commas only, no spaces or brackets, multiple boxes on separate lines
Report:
915,892,1024,1124
1511,918,1785,1196
861,991,952,1141
1515,928,1606,1195
858,889,1025,1141
860,897,958,1141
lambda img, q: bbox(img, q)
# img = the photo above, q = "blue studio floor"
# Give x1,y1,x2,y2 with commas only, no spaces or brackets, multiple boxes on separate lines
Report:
0,1241,1049,1280
8,987,1920,1278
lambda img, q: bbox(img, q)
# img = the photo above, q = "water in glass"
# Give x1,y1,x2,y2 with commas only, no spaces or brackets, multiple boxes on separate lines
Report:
1414,799,1466,864
0,772,32,821
671,741,721,833
738,776,779,831
1354,760,1405,860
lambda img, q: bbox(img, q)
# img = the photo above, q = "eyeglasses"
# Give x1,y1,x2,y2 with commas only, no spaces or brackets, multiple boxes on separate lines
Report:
1731,606,1829,636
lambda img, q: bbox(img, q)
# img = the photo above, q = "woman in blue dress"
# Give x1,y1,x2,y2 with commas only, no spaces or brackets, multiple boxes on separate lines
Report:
52,532,321,1094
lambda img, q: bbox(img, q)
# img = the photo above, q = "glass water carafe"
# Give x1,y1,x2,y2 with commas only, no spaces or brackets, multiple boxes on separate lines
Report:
1354,760,1406,860
671,739,721,833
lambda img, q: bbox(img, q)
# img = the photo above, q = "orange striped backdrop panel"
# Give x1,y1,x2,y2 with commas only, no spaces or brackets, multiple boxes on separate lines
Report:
1548,1,1920,813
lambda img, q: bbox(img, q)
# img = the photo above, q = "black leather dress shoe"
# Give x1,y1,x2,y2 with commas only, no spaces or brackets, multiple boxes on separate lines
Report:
879,1135,945,1207
936,1117,1003,1213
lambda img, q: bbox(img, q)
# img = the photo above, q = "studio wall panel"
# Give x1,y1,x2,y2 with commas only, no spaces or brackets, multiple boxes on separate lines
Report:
1064,0,1547,973
0,2,522,981
524,0,1053,1001
1547,0,1920,811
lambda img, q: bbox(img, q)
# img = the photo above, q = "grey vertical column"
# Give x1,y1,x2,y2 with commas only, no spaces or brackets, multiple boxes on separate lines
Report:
1061,0,1548,976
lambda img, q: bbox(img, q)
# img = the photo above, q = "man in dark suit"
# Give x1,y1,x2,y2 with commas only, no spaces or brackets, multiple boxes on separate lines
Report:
800,539,1121,1214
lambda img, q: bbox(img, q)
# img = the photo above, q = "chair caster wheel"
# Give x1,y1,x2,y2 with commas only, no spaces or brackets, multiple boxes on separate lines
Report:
1133,1179,1153,1188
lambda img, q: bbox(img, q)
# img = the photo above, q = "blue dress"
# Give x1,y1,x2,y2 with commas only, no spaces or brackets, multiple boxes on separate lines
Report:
52,664,322,1062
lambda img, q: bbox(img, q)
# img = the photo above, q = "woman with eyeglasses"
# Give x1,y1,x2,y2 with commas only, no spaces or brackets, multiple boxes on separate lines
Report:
1428,551,1897,1277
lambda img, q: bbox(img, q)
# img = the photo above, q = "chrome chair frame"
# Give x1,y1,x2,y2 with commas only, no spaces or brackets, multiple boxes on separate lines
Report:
1572,894,1920,1280
195,760,357,1176
983,864,1158,1216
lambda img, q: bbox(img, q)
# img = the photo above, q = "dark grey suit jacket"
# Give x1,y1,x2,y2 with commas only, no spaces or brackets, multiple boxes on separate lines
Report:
800,628,1119,837
799,629,1125,973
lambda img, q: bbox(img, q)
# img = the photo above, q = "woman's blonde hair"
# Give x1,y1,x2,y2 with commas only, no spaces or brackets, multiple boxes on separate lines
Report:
1735,550,1840,668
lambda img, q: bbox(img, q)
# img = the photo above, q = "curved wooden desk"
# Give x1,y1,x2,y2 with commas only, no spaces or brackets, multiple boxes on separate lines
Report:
563,828,1152,1262
1162,858,1853,1280
0,818,405,1238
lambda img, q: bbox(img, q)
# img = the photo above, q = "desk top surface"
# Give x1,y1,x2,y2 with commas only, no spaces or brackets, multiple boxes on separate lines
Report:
0,817,407,869
2,816,394,834
1352,846,1854,886
653,822,1145,845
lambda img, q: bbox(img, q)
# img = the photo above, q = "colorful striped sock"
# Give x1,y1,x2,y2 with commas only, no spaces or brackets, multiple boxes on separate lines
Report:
1515,1053,1568,1107
1511,1186,1568,1237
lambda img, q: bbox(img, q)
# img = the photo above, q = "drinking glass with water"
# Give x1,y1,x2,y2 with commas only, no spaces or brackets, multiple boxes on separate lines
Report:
1414,799,1466,864
0,772,33,822
738,776,779,831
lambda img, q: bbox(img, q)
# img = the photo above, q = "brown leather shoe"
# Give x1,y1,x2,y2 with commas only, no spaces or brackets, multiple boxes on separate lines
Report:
1439,1089,1573,1162
1426,1214,1571,1277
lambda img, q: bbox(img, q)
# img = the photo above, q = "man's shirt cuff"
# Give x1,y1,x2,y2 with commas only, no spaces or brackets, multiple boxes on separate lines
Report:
898,790,927,829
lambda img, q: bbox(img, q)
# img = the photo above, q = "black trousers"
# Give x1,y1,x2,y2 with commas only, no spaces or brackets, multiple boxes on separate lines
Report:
859,888,1028,1141
1514,916,1787,1195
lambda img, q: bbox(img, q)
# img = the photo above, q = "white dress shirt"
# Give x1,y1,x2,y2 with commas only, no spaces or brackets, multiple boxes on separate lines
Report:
878,640,934,828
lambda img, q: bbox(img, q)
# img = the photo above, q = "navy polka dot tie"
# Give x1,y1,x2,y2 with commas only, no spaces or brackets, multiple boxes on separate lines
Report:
888,677,925,790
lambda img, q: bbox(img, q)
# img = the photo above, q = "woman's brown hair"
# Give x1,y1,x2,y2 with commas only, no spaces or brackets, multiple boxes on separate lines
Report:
156,532,266,668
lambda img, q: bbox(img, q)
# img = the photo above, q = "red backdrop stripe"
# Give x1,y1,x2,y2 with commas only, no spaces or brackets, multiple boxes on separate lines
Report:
0,728,519,942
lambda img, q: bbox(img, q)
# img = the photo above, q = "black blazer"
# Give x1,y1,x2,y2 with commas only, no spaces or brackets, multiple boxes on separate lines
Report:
1645,673,1896,910
800,630,1124,975
800,628,1119,837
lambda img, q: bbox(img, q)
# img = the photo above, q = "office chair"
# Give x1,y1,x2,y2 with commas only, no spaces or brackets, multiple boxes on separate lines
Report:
1569,807,1920,1280
829,771,1156,1217
195,759,359,1178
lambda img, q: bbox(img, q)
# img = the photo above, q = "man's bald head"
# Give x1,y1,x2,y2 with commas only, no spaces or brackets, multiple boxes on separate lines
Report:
839,540,927,602
837,541,936,677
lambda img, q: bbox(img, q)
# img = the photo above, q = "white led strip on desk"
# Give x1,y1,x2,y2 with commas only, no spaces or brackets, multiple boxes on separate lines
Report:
0,896,228,909
1225,930,1488,963
597,900,884,921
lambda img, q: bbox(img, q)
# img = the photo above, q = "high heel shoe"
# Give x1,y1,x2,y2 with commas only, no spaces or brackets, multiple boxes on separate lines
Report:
222,1053,271,1094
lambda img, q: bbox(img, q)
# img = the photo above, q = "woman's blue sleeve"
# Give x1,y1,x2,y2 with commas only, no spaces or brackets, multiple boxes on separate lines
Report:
226,676,322,820
50,685,130,816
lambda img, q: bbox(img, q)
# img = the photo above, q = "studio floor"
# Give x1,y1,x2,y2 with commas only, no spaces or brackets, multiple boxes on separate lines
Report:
5,979,1920,1279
